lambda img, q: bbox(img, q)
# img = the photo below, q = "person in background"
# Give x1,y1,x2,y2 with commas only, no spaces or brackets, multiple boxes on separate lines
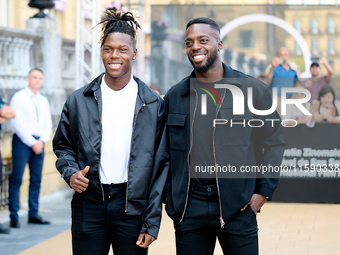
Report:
266,47,300,114
282,91,314,127
150,84,163,97
266,46,301,81
0,97,15,234
302,55,334,102
257,74,269,86
310,85,340,124
9,68,52,228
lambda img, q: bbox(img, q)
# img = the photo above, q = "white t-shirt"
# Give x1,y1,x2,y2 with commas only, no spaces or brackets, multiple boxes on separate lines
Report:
99,75,138,184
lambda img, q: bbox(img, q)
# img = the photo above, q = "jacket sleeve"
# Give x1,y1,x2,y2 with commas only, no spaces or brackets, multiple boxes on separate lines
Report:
53,96,80,186
254,86,285,199
161,94,171,203
140,98,170,238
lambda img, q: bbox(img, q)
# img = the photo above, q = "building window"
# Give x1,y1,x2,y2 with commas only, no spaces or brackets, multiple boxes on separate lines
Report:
310,19,318,34
295,41,301,56
328,39,335,55
0,0,10,26
294,19,301,33
288,0,303,4
239,30,254,48
327,18,335,34
287,0,339,4
320,0,338,4
311,39,318,54
304,0,319,4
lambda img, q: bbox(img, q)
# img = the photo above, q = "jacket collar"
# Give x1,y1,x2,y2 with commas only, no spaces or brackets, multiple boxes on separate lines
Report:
83,73,158,105
134,76,158,105
83,73,103,95
180,62,242,96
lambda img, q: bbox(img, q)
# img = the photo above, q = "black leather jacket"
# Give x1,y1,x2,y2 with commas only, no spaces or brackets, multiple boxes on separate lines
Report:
53,74,168,238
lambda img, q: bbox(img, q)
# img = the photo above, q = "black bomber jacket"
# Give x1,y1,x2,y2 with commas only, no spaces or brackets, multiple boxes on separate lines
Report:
53,73,169,238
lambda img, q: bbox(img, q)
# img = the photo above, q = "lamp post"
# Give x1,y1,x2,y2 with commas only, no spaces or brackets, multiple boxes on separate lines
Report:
27,0,55,18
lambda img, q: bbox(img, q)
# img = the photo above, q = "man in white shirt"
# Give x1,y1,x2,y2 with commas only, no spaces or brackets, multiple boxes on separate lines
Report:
53,11,167,255
9,68,52,228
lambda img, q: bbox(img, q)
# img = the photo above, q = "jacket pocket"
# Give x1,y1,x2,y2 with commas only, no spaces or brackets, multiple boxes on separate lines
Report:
167,113,187,152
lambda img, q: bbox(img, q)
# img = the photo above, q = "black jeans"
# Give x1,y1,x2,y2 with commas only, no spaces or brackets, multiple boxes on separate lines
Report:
71,183,147,255
174,183,258,255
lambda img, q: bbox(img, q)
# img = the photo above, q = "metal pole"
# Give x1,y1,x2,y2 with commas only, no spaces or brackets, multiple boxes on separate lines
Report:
268,0,274,55
91,0,100,80
75,0,81,89
137,0,145,81
76,0,99,89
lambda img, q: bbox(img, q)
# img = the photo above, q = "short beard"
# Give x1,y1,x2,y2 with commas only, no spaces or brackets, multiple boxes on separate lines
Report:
189,48,218,73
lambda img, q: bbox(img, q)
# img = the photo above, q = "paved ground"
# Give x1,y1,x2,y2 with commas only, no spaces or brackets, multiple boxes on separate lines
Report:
1,189,340,255
0,189,73,255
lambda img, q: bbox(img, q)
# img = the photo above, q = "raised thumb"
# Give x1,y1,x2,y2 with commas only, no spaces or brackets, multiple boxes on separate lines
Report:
81,166,90,176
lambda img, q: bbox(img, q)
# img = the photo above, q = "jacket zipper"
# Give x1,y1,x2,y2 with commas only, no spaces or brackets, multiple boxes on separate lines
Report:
125,102,146,213
179,89,198,223
213,88,227,228
94,91,105,202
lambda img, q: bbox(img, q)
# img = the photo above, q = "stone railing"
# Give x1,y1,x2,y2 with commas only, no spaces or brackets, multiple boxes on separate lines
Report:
0,22,153,132
0,24,78,131
0,24,79,206
0,27,42,97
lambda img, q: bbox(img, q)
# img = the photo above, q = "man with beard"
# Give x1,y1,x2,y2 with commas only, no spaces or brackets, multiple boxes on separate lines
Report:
302,55,334,102
162,17,285,254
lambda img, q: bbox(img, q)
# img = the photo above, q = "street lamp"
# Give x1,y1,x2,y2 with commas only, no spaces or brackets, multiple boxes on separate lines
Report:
28,0,55,18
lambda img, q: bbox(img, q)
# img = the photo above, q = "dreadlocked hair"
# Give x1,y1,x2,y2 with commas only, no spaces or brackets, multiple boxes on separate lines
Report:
96,10,141,47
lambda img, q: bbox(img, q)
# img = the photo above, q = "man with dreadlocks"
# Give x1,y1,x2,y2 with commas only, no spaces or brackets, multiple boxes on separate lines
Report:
53,11,168,255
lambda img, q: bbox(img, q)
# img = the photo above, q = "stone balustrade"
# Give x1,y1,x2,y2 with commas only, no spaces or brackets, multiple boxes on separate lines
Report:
0,25,77,131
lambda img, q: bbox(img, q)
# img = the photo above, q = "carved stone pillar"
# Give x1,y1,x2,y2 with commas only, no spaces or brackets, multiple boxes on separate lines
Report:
26,18,66,119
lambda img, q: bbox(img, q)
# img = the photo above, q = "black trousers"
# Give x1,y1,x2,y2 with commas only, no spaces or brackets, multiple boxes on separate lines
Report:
71,183,147,255
174,183,258,255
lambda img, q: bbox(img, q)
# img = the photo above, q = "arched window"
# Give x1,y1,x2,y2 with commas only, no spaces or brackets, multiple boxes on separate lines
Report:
311,39,318,54
328,39,335,55
295,41,301,56
294,19,301,33
311,19,318,34
327,18,335,34
0,0,10,26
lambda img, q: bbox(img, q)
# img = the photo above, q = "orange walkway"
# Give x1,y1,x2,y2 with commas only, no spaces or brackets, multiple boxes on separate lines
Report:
18,202,340,255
